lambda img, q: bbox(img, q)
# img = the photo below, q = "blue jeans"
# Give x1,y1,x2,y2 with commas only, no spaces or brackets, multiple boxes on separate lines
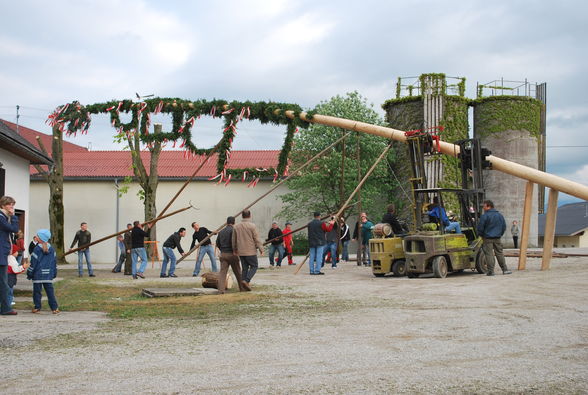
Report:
77,249,93,276
323,241,338,267
33,282,58,311
268,244,284,266
0,266,10,314
7,286,13,306
360,243,371,265
161,247,177,276
240,255,258,283
193,244,218,276
341,240,350,261
445,221,462,234
132,248,149,276
308,245,325,274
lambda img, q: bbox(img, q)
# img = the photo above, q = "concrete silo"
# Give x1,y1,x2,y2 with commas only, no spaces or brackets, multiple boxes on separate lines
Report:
473,94,544,247
383,73,469,217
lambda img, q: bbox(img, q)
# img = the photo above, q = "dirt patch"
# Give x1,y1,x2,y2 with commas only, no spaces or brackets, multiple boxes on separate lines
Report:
1,256,586,393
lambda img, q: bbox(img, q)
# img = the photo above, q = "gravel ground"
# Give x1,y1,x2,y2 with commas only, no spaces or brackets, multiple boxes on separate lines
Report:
1,254,586,394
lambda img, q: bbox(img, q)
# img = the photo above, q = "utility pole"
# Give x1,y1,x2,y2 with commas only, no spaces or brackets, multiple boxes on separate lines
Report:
16,105,20,134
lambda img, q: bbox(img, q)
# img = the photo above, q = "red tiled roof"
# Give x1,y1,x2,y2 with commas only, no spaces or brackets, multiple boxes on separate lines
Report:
1,120,88,154
47,150,279,178
15,121,279,178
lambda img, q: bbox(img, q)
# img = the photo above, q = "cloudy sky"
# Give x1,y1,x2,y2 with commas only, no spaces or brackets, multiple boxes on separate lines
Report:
1,0,586,204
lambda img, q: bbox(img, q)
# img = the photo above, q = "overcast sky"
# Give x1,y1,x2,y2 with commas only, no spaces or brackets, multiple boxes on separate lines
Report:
1,0,586,204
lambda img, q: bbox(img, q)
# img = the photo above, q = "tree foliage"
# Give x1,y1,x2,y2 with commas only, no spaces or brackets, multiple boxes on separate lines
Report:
279,92,405,222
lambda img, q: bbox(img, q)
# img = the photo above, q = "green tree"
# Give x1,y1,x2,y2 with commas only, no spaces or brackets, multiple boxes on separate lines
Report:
279,91,404,223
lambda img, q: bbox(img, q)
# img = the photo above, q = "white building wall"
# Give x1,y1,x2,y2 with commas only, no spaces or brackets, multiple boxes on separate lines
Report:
30,179,289,263
0,148,31,237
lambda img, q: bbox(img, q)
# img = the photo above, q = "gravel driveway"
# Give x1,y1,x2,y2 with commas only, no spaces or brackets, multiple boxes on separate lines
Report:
1,255,586,394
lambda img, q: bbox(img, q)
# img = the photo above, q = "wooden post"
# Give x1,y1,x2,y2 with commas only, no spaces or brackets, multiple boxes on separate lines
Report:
541,188,559,271
518,181,534,270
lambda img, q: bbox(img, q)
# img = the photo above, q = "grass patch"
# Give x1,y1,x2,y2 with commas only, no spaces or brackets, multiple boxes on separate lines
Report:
18,278,274,320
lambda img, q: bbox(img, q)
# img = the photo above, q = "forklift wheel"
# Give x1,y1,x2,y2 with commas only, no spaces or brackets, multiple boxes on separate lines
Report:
392,260,406,277
432,256,448,278
475,250,488,274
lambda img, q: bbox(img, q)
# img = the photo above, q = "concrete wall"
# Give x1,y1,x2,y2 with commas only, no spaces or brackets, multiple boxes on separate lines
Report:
475,129,539,247
29,179,291,264
0,148,31,236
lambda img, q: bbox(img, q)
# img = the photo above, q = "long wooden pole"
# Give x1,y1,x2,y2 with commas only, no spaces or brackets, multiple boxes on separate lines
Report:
293,253,310,275
176,132,354,264
64,206,191,256
279,111,588,201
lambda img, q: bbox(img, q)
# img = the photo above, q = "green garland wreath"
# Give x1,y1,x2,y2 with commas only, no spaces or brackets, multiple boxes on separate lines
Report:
47,98,314,181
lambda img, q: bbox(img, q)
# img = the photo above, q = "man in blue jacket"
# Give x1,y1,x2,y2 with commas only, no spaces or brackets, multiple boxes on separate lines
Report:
477,200,512,276
0,196,19,315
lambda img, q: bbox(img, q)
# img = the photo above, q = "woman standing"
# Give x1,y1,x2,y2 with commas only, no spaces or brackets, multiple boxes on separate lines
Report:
0,196,20,315
511,220,520,249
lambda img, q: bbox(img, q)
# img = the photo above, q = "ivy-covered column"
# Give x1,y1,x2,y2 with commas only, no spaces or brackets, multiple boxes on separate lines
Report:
473,96,543,247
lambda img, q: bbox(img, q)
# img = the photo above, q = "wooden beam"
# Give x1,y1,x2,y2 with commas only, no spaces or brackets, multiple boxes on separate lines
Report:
541,188,559,271
518,181,534,270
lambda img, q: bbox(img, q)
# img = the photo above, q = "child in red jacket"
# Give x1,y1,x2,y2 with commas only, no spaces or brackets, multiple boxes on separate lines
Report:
7,244,29,307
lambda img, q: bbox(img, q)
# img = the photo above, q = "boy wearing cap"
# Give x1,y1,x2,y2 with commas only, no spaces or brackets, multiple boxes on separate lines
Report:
28,229,60,314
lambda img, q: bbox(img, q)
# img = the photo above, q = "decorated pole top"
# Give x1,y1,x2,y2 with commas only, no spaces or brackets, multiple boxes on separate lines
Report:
47,98,316,184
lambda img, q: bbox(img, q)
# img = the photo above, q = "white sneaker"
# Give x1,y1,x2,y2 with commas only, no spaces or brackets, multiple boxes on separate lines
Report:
11,302,15,306
332,266,337,269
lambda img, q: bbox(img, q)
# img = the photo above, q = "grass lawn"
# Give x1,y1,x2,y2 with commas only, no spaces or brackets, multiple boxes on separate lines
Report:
14,274,276,320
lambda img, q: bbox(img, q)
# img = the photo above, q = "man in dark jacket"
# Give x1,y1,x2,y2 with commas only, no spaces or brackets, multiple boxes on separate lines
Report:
266,222,284,267
131,221,152,279
191,222,218,276
381,204,404,235
477,200,511,276
69,222,94,277
216,216,245,293
307,212,334,275
160,227,186,278
123,223,133,275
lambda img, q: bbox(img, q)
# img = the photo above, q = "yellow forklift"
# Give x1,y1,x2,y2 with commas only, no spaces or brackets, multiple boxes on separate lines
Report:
402,136,490,278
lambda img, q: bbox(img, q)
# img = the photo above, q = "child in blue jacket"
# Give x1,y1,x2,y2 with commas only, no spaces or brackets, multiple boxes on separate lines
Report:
27,229,60,314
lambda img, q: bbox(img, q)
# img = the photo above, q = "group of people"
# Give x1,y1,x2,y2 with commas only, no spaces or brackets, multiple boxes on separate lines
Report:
0,195,59,316
305,204,405,274
100,210,266,292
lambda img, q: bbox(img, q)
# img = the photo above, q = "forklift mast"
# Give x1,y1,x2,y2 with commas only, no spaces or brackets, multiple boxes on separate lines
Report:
406,134,488,231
